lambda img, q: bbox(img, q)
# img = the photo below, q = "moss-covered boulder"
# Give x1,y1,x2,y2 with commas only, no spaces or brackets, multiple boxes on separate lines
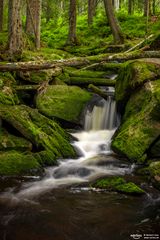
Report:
92,177,144,195
17,68,62,84
0,150,42,176
36,85,92,123
115,60,160,103
0,129,32,151
112,80,160,162
149,161,160,189
0,105,76,161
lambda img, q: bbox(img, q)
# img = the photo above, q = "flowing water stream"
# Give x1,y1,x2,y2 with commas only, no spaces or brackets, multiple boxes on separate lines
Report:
0,88,160,239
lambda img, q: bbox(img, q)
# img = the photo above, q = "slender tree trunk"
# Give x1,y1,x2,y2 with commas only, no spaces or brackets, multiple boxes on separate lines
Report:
152,0,156,15
103,0,124,44
128,0,134,14
8,0,23,55
67,0,78,45
144,0,151,16
26,0,41,49
88,0,97,25
0,0,4,32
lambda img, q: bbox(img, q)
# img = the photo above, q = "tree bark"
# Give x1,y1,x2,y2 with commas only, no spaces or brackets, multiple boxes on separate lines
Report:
88,84,111,99
103,0,124,44
63,77,116,86
128,0,134,15
26,0,41,49
67,0,77,45
8,0,23,55
88,0,97,25
0,0,4,32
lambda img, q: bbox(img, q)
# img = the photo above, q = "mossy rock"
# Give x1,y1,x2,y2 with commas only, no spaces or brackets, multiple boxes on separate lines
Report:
92,177,144,195
149,161,160,190
115,60,160,103
112,80,160,162
17,68,62,84
0,87,19,105
0,150,42,176
36,85,92,123
0,105,76,160
0,128,32,151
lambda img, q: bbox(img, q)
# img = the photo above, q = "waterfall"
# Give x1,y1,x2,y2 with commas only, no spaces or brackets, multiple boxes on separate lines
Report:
84,88,119,131
0,86,134,200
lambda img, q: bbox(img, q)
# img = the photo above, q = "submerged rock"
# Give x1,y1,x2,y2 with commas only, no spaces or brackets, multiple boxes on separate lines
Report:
36,85,92,124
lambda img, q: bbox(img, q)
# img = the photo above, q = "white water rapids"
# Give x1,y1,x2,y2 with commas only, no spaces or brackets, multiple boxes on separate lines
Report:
1,90,133,200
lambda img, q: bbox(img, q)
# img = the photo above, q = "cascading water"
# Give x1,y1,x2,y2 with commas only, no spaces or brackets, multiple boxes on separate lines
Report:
0,87,133,200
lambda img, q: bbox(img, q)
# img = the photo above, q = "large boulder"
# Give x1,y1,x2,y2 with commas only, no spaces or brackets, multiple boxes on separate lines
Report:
36,85,92,124
112,80,160,162
0,105,76,163
115,60,160,103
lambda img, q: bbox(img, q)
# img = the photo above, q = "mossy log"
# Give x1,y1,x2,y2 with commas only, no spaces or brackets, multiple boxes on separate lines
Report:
15,85,39,91
63,77,116,86
1,51,160,72
88,84,110,100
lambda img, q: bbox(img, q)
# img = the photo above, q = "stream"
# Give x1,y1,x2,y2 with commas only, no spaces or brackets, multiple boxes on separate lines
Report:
0,88,160,240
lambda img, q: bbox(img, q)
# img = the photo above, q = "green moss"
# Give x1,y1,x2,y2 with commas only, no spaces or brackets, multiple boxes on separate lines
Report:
0,150,41,176
115,60,160,103
112,80,160,162
149,161,160,177
0,128,32,151
36,85,92,123
93,177,126,189
0,105,76,160
92,177,144,195
34,150,57,166
115,182,144,194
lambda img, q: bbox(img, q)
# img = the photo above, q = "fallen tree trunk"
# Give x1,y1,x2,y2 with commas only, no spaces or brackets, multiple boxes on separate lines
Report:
0,51,160,72
15,85,39,91
88,84,110,100
63,77,116,86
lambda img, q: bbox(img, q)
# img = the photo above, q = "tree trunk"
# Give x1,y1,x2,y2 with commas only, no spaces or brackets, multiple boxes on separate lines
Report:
67,0,77,45
152,0,156,15
88,0,97,25
26,0,41,49
0,0,4,32
8,0,23,55
144,0,150,16
103,0,124,44
128,0,134,15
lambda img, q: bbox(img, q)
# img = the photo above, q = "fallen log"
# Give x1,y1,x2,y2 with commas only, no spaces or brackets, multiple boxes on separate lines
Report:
63,77,116,86
88,84,110,100
15,85,39,91
0,51,160,72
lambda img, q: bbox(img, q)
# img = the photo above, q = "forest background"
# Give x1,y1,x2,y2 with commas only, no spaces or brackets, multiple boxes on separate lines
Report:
0,0,160,60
